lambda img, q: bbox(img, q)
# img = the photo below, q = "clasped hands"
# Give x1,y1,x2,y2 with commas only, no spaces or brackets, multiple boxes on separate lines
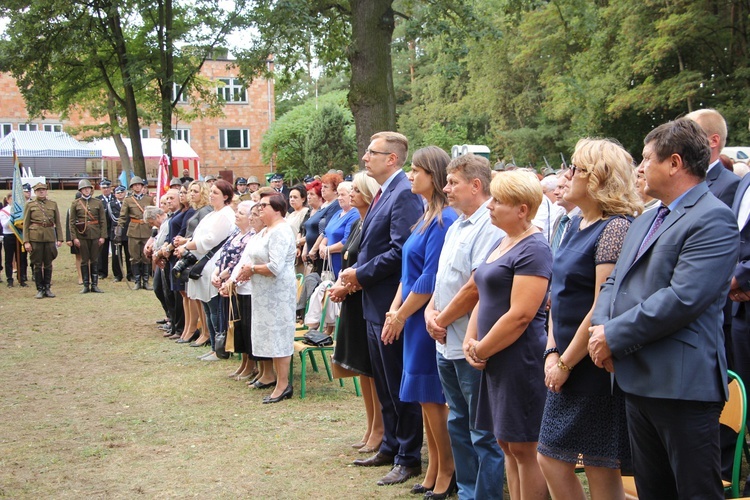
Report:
424,308,447,345
330,269,361,303
381,311,404,345
463,338,487,369
587,325,614,373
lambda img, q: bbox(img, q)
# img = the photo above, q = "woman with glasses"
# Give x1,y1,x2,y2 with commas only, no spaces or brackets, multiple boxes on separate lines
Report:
234,193,297,403
537,139,641,499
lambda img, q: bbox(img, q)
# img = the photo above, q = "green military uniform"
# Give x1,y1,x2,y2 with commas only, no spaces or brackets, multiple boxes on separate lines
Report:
22,183,63,298
70,180,107,293
116,176,154,289
238,192,253,202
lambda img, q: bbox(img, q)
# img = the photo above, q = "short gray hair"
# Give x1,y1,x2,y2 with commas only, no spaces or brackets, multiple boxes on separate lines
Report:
144,206,164,221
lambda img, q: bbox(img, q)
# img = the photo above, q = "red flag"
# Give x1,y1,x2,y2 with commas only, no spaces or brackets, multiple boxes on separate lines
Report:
156,154,170,203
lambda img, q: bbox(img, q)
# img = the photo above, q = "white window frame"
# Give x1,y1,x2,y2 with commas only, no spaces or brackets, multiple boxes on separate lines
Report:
18,123,38,131
173,82,188,104
140,128,150,139
216,77,247,103
0,123,11,137
219,128,250,149
173,128,190,143
42,124,62,132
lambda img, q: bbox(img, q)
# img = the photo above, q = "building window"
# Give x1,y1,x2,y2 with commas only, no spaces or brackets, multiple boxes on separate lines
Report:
174,128,190,143
173,82,188,104
0,124,11,137
219,129,250,149
141,128,150,139
42,124,62,132
18,123,38,131
216,78,247,103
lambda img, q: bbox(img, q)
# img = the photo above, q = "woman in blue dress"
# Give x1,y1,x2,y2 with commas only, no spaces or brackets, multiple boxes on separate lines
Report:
381,146,458,498
465,170,552,500
301,173,341,275
319,181,359,279
537,139,641,499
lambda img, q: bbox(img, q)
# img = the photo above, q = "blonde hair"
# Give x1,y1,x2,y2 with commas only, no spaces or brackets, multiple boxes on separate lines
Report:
352,171,380,205
490,170,543,221
188,180,209,209
571,138,643,217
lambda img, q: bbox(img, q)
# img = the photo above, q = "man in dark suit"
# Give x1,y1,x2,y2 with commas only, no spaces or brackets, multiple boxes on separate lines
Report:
588,118,740,499
687,108,740,207
96,179,113,279
339,131,425,486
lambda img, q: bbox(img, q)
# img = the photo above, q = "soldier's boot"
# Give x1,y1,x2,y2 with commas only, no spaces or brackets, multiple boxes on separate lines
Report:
133,263,142,290
80,266,90,294
43,268,56,298
90,273,104,293
19,273,28,287
7,277,13,288
141,266,153,291
34,267,44,299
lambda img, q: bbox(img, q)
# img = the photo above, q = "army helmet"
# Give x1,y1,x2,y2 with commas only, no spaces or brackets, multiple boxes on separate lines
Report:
78,179,93,191
129,176,145,188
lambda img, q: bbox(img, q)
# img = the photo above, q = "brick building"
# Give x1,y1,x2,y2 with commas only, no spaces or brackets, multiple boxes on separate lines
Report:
0,56,274,183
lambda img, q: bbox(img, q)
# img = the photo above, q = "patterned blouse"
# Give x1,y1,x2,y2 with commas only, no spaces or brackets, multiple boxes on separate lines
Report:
217,227,255,275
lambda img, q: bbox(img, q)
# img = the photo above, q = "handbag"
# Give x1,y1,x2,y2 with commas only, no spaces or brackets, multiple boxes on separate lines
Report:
188,236,229,280
320,248,335,282
225,282,240,353
302,329,333,347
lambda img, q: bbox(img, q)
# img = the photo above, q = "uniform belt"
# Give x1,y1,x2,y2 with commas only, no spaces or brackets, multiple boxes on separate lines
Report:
84,221,100,224
130,218,144,223
31,223,55,228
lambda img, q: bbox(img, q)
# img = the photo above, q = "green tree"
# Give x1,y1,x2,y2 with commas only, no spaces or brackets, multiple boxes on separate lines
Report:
304,104,357,175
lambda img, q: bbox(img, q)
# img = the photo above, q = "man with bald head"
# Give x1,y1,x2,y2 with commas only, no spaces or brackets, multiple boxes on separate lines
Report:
686,108,739,207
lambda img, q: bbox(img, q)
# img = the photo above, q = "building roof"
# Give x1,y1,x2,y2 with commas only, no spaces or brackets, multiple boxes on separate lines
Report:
0,131,101,158
89,138,200,161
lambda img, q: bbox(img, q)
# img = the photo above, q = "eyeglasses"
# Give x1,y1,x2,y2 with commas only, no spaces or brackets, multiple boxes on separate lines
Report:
258,202,271,208
570,164,589,176
365,148,392,156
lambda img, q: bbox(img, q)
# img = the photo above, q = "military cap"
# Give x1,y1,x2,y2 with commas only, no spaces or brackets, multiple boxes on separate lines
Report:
247,176,260,185
129,176,145,187
235,177,247,185
78,179,93,190
33,182,48,191
100,179,112,187
169,177,182,187
22,183,32,192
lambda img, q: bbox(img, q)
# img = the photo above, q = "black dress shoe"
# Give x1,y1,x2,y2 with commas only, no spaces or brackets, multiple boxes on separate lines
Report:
262,385,293,403
377,464,422,486
113,277,123,283
353,452,394,467
411,483,433,495
251,379,277,389
424,473,456,499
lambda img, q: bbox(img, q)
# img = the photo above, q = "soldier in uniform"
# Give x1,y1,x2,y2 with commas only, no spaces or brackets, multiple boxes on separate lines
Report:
116,176,154,290
22,183,63,299
70,179,107,293
235,177,251,201
96,179,113,279
247,175,261,194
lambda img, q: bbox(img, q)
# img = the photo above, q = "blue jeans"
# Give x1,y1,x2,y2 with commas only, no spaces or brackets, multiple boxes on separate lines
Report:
203,295,220,351
437,353,505,499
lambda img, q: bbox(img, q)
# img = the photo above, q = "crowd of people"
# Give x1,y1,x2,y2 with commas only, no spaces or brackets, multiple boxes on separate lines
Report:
6,107,750,499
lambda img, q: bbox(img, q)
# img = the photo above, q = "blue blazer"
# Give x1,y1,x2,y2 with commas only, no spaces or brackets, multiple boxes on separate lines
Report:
707,162,740,207
356,170,424,323
592,183,739,402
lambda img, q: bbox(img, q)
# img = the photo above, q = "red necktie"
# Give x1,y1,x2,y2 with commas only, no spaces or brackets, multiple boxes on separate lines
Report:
371,188,382,208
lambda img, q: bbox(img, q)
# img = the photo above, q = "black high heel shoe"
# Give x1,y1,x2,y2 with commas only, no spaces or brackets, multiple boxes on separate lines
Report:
424,473,456,499
189,339,210,347
410,483,433,495
262,385,293,403
178,329,200,343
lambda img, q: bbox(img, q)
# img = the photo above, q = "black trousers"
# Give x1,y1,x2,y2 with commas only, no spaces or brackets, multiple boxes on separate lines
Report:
3,235,27,281
626,393,724,500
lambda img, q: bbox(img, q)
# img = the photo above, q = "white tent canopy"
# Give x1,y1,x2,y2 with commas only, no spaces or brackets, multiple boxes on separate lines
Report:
89,137,199,160
0,131,101,158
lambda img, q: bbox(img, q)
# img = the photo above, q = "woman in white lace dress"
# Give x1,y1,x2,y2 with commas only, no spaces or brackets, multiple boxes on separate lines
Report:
235,193,297,403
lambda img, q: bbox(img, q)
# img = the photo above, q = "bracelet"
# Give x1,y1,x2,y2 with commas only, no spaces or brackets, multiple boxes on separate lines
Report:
251,264,256,274
556,358,572,372
543,347,559,362
392,315,404,325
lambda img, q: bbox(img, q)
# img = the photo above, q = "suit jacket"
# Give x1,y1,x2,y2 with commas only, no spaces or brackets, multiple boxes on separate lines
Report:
591,182,739,402
731,175,750,311
357,170,424,323
706,162,740,207
96,194,113,233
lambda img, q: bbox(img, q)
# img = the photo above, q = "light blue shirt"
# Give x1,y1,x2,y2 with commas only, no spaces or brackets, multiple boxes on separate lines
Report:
433,199,504,359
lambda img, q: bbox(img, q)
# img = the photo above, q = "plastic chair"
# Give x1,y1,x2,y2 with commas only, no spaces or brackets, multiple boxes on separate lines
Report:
290,291,361,398
620,369,748,499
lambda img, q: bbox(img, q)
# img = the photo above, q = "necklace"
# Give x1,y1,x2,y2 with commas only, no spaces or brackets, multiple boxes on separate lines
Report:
499,225,534,251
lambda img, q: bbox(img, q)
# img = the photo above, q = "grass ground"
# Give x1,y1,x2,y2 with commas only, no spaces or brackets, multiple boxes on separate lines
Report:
0,190,438,498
